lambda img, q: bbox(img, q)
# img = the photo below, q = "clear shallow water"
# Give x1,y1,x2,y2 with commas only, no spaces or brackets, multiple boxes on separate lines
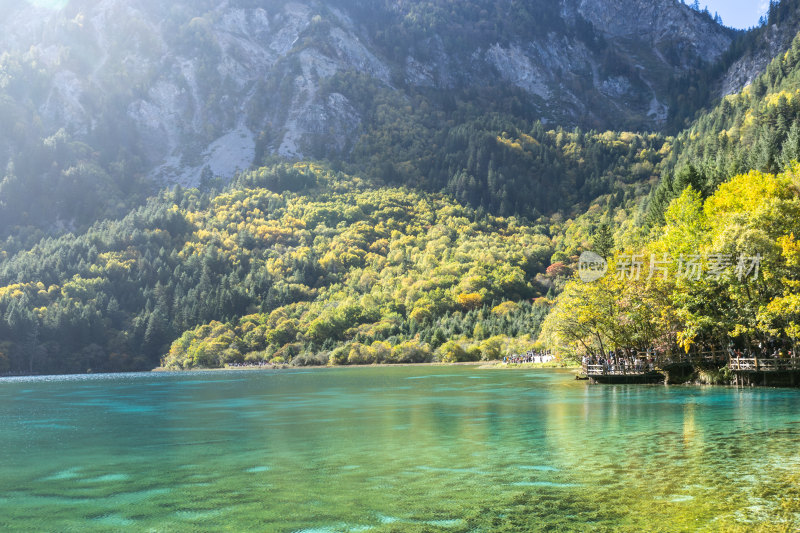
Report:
1,367,799,532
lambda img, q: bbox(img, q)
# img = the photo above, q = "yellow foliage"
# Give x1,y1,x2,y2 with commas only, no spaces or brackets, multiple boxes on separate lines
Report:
0,283,38,300
456,292,483,310
779,233,800,268
763,90,800,108
704,170,787,218
492,301,520,315
496,135,524,152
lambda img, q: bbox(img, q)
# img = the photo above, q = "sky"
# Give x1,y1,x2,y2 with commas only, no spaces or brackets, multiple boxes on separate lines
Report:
25,0,68,8
700,0,771,29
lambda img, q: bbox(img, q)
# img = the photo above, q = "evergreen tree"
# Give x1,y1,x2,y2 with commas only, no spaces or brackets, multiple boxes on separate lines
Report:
592,218,615,259
781,122,800,168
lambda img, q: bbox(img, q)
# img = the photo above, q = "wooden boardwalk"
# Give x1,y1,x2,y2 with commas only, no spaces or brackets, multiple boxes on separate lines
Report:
582,354,800,386
729,357,800,386
584,353,800,384
585,364,665,384
729,358,800,372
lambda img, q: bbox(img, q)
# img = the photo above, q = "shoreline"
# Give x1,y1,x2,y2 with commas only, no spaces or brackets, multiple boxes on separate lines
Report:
5,364,800,388
152,361,582,373
153,361,499,372
485,362,581,370
2,361,579,379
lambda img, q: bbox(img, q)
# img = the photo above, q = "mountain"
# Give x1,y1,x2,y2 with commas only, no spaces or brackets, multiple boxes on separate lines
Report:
665,0,800,131
0,0,737,238
720,0,800,97
0,0,733,169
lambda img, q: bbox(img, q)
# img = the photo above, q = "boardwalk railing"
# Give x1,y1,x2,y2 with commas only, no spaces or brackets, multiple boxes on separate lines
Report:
585,364,655,376
729,358,800,372
584,355,800,376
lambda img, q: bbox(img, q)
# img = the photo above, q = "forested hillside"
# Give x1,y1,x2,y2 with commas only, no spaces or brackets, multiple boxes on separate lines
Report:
0,164,558,373
649,31,800,224
542,30,800,262
543,31,800,359
0,0,732,242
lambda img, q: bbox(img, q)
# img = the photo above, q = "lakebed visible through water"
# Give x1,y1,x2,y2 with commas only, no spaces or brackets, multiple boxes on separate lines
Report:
1,367,799,531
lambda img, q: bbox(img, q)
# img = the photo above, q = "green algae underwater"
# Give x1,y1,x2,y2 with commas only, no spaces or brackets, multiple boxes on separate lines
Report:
1,367,799,532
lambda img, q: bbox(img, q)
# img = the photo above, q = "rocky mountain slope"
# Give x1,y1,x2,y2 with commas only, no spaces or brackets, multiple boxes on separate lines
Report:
0,0,734,188
720,1,800,96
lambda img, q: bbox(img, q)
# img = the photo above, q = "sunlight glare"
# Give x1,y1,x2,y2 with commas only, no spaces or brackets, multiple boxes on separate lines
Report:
26,0,68,10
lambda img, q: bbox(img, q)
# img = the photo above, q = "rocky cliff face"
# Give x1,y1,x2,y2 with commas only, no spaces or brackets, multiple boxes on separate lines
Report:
573,0,731,61
721,24,787,97
720,26,800,97
0,0,735,186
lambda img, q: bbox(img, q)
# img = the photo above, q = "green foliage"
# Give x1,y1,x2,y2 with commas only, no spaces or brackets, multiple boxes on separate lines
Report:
0,163,552,372
0,47,150,243
543,166,800,357
331,71,671,220
437,340,467,363
592,218,615,259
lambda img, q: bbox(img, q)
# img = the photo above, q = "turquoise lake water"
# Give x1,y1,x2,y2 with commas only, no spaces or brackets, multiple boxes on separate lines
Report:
1,366,799,531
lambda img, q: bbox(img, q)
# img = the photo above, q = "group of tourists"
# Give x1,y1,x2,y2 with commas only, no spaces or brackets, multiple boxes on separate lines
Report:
730,344,797,359
226,361,276,369
503,351,554,364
